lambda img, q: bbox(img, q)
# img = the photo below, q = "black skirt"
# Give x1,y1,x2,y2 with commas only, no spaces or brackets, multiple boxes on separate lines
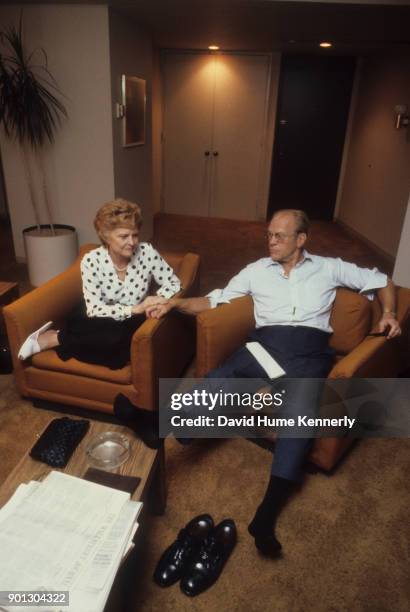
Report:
56,301,145,369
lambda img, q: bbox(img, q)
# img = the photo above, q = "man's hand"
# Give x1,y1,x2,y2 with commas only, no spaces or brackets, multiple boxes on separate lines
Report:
146,301,173,319
375,312,401,339
375,279,401,339
143,295,168,308
132,296,168,316
144,296,211,319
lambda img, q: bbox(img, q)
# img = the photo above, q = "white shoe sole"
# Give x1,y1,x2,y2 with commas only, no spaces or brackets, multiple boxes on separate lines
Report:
18,321,53,360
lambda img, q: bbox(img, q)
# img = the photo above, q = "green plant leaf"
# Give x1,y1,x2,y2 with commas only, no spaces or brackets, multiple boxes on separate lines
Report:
0,16,67,148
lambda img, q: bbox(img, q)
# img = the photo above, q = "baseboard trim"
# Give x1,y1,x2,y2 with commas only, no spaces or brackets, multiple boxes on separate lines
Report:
335,219,395,265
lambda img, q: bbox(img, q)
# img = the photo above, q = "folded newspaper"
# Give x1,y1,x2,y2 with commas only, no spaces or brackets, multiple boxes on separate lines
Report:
0,471,142,612
246,341,286,379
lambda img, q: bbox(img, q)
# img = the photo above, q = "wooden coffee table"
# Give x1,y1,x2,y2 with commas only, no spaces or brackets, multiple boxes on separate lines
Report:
0,416,166,612
0,417,166,512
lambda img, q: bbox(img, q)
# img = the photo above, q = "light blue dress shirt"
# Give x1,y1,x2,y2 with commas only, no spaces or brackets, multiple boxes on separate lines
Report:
206,251,388,333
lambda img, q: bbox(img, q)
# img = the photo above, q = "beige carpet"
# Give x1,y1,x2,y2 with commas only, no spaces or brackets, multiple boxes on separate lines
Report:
0,374,409,612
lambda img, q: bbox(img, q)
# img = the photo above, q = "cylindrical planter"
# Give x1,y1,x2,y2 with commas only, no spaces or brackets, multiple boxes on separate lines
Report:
23,224,78,287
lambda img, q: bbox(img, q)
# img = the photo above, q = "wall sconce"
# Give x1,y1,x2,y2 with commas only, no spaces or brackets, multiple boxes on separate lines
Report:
394,104,409,129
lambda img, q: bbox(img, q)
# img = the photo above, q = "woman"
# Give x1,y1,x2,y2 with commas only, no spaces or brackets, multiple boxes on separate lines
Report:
18,199,180,368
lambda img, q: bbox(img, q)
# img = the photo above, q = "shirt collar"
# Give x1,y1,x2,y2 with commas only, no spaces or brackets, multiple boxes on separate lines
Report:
265,249,313,268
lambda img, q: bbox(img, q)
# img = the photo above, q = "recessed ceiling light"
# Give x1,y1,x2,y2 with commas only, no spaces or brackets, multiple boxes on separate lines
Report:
208,45,220,50
319,42,332,48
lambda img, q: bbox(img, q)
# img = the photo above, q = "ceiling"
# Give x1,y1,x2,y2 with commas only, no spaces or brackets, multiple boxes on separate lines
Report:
116,0,410,54
11,1,410,54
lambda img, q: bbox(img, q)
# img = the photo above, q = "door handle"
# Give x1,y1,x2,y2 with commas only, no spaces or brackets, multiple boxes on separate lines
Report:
204,151,210,156
213,151,219,156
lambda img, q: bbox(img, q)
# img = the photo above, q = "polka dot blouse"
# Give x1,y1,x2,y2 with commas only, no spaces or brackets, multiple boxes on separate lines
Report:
80,243,181,320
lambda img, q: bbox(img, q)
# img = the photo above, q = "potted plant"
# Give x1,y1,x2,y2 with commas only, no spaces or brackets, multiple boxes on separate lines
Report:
0,16,78,286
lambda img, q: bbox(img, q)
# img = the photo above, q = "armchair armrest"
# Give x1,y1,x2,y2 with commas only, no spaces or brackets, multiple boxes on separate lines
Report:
130,311,195,411
130,251,200,411
4,259,83,340
3,257,84,394
329,287,410,378
329,337,391,378
196,296,255,377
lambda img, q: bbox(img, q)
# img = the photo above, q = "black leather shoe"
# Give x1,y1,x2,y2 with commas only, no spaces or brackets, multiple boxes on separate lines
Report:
180,519,237,597
153,514,214,587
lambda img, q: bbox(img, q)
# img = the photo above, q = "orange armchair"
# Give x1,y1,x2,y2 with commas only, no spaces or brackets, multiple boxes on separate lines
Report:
195,287,410,471
4,245,200,414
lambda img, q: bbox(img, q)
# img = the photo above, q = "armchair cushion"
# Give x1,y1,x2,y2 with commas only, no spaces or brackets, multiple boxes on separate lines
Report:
32,351,132,384
329,288,372,355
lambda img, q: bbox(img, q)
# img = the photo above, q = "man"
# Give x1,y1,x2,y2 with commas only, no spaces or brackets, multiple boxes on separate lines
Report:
147,209,401,557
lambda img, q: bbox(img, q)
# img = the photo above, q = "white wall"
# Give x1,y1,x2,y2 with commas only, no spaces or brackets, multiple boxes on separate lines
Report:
0,5,115,259
108,9,154,240
259,53,281,221
152,47,163,215
393,195,410,287
337,54,410,258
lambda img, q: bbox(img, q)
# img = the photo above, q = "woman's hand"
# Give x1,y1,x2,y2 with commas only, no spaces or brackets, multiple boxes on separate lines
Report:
146,301,173,319
132,296,168,316
145,297,210,319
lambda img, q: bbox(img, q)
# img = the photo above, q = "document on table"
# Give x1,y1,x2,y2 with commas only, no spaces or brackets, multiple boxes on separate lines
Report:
0,471,128,589
0,471,143,612
70,502,142,612
246,341,286,379
76,500,142,591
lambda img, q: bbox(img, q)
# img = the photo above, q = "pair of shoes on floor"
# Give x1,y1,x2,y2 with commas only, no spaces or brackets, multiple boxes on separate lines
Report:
18,321,53,360
153,514,237,596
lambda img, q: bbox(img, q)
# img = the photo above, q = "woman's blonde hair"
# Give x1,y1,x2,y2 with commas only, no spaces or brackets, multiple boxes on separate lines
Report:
94,199,142,246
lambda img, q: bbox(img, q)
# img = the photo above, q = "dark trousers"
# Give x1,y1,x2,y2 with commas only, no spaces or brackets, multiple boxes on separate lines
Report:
206,325,334,481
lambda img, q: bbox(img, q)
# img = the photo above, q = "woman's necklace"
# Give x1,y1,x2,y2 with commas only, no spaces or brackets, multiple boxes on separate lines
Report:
113,262,128,272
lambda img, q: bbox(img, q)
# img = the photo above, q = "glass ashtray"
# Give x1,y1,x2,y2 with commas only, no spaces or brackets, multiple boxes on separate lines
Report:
86,432,130,469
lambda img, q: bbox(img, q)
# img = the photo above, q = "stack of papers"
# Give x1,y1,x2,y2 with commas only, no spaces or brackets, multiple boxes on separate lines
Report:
0,471,142,612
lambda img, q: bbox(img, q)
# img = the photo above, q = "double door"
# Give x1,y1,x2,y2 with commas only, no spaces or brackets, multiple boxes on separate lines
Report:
162,52,271,220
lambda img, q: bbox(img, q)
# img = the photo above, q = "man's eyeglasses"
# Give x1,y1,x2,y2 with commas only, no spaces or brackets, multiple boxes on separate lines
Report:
266,231,298,243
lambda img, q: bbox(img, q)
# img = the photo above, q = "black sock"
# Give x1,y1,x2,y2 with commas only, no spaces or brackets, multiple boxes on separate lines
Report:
113,394,161,449
248,475,295,555
176,437,193,446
